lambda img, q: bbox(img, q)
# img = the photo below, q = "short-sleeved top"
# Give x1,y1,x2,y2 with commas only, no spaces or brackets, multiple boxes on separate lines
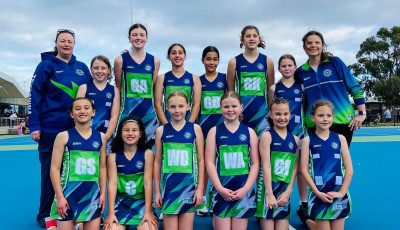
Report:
274,81,304,138
85,80,115,133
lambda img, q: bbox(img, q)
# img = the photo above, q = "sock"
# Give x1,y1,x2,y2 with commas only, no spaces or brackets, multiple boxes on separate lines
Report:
45,217,57,230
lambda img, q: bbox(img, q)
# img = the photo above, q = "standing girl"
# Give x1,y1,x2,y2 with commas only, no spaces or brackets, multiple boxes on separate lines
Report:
205,91,259,230
196,46,227,216
29,29,92,227
257,98,299,230
300,100,353,230
154,43,201,124
226,25,274,138
154,91,205,230
114,23,160,147
77,55,120,141
50,97,107,229
104,116,158,230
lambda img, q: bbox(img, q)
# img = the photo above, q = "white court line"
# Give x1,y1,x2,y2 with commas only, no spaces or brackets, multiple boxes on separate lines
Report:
289,225,296,230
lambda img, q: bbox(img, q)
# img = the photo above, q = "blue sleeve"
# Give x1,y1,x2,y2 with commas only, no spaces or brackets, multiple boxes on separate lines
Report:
333,57,365,105
28,61,52,132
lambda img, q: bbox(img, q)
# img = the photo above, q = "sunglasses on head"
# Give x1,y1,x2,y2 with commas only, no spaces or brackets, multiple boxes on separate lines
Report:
57,29,75,37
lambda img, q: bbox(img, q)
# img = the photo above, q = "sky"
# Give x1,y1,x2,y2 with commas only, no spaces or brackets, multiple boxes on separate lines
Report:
0,0,398,94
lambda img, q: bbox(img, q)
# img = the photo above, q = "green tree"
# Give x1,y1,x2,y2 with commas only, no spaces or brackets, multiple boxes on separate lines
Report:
349,26,400,105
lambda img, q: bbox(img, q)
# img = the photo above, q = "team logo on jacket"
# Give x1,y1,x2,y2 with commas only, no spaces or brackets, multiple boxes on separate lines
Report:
136,161,144,169
106,92,112,99
217,82,224,89
145,65,152,72
288,142,294,150
323,69,332,77
239,134,247,141
331,142,339,149
257,63,264,70
76,69,84,76
294,89,300,94
184,79,190,85
184,132,192,139
92,141,100,149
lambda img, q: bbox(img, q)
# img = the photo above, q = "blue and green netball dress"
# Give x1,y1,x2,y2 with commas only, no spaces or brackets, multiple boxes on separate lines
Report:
119,51,157,147
274,81,304,138
212,122,256,218
235,53,269,138
50,127,103,221
197,73,227,139
307,132,351,219
85,80,115,133
163,71,194,121
114,149,146,225
160,121,200,214
256,128,297,219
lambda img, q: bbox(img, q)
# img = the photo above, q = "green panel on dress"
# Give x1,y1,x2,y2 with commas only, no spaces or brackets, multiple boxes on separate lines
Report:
200,90,223,114
166,86,192,104
163,142,193,173
69,150,99,182
240,72,265,96
126,73,153,98
219,145,249,176
270,151,297,184
117,172,145,200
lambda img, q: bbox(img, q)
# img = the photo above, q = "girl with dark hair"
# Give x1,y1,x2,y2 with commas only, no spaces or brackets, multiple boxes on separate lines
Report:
154,43,202,125
114,23,160,148
226,25,275,138
77,55,120,142
104,116,158,230
28,29,91,227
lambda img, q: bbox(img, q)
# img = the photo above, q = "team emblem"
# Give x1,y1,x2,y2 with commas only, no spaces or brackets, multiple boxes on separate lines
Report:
239,134,247,141
294,89,300,94
184,132,192,139
331,142,339,149
323,69,332,77
136,161,144,169
217,82,224,89
106,92,112,99
145,65,152,72
76,69,84,76
257,63,264,70
288,142,294,150
184,79,190,85
92,141,100,149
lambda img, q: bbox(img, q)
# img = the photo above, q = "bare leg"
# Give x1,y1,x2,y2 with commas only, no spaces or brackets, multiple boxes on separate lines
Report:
275,219,289,230
330,218,345,230
316,219,331,230
82,217,101,230
163,214,178,230
231,218,248,230
214,216,231,230
259,219,274,230
178,212,194,230
56,220,74,230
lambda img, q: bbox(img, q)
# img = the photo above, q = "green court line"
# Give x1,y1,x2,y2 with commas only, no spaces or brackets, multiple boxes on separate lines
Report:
352,135,400,142
0,135,25,139
0,144,38,151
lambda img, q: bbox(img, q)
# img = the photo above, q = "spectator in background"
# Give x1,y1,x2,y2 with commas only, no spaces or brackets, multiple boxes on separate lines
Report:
9,111,17,127
374,113,381,126
384,108,391,126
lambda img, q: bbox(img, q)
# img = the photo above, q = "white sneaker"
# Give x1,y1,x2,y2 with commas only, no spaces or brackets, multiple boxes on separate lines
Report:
197,206,209,217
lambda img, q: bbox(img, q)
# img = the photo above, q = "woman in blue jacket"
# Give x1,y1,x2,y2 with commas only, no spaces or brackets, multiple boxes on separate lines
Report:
28,29,91,227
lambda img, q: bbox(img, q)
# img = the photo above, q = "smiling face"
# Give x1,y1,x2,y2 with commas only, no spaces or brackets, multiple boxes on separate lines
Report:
303,34,324,58
167,95,189,122
168,45,186,67
202,51,219,73
278,58,297,79
241,28,260,49
221,97,243,122
129,27,148,49
121,121,141,146
55,32,75,58
70,98,95,123
269,103,290,129
311,105,333,131
91,59,111,83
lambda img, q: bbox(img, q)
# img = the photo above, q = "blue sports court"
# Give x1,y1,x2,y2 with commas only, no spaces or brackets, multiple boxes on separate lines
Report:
1,127,399,229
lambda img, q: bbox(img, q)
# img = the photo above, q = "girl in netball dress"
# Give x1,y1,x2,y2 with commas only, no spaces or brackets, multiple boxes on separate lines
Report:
205,91,259,230
154,43,201,125
257,98,299,230
154,91,205,230
77,55,120,141
50,97,107,230
114,23,160,147
226,25,274,138
104,116,158,230
300,100,353,230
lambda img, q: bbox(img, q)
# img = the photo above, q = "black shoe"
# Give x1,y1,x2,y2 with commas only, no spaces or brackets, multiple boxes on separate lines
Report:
38,219,46,228
296,203,311,225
